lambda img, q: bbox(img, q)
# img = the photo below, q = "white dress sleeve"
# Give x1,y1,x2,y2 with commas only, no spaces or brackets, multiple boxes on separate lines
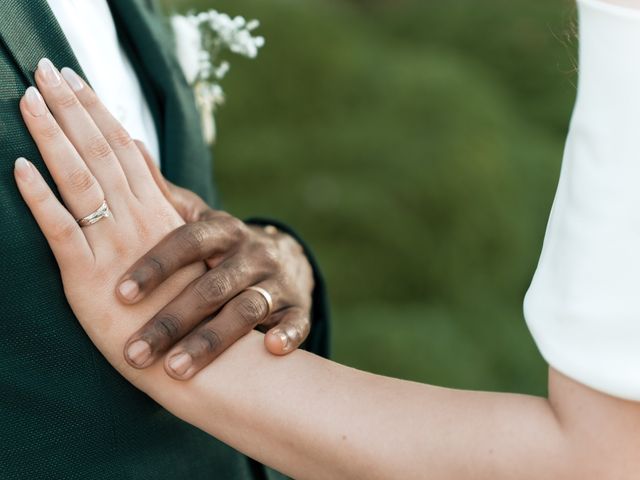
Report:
524,0,640,400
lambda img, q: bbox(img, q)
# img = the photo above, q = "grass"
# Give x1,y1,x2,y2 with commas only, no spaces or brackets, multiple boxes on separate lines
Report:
163,0,578,396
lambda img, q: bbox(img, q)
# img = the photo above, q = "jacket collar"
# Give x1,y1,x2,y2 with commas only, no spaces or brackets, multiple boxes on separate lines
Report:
0,0,85,85
0,0,215,203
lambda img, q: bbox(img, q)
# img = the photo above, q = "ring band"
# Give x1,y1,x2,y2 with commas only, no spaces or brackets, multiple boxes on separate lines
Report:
77,200,111,227
244,286,274,318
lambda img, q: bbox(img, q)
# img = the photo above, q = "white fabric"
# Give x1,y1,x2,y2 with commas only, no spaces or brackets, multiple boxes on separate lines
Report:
525,0,640,400
46,0,160,164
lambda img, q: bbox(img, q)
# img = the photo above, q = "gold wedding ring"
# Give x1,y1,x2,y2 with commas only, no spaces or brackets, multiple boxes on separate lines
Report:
245,286,274,318
77,200,111,227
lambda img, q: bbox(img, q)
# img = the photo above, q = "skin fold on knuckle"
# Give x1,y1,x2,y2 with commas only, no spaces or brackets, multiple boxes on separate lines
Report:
147,312,184,345
223,216,248,244
67,167,97,195
38,121,61,140
85,134,114,160
54,92,80,109
263,244,281,272
177,222,211,255
193,271,233,306
31,183,52,205
235,295,266,328
130,255,168,290
105,127,134,149
197,329,223,355
49,219,78,243
176,329,223,364
244,241,279,279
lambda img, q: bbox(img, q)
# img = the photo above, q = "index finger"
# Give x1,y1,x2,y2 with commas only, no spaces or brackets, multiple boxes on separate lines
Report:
116,219,245,303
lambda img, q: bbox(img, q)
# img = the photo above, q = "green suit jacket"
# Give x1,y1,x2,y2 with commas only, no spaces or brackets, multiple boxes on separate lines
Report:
0,1,329,478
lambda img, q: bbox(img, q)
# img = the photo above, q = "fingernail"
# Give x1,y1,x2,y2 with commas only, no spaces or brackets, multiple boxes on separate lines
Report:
272,329,290,352
61,67,84,92
118,280,139,302
126,340,151,367
37,58,61,86
284,326,302,351
24,87,46,117
168,352,192,377
14,157,34,181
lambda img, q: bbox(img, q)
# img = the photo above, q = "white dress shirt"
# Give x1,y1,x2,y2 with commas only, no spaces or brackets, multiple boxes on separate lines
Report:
525,0,640,400
46,0,160,164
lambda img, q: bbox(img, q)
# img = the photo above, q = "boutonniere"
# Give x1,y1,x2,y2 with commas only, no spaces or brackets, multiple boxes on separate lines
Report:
171,10,265,145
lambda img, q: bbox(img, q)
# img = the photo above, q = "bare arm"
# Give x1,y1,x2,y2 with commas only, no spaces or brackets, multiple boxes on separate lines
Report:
137,331,637,480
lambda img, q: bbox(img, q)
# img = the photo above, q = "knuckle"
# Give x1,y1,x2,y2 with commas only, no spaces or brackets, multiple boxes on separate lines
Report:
142,255,168,278
177,223,211,253
32,184,51,204
67,168,96,195
195,329,222,354
50,220,77,243
223,216,247,243
193,272,233,305
106,127,133,149
39,122,61,140
55,92,80,109
85,134,113,160
128,255,167,289
235,295,266,327
252,242,279,272
263,244,280,268
149,313,183,342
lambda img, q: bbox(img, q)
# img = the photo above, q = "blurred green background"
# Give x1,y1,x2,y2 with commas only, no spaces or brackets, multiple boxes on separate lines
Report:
165,0,578,396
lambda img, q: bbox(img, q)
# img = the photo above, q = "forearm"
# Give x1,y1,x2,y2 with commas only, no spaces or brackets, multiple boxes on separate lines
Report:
141,331,569,480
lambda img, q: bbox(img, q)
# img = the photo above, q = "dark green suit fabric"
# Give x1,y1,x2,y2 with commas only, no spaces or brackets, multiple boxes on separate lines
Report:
0,1,329,479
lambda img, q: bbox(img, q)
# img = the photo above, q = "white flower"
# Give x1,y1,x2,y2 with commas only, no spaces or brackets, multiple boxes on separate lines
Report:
171,15,202,84
171,9,264,144
214,61,230,80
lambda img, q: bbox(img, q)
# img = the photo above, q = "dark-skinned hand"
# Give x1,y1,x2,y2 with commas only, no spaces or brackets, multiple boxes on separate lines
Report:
117,141,314,380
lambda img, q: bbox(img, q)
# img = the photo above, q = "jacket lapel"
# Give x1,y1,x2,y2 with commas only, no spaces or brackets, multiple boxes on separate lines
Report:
0,0,216,205
107,0,217,205
0,0,85,85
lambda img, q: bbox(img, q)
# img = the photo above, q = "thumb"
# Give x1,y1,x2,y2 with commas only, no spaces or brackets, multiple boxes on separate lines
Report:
264,307,311,355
